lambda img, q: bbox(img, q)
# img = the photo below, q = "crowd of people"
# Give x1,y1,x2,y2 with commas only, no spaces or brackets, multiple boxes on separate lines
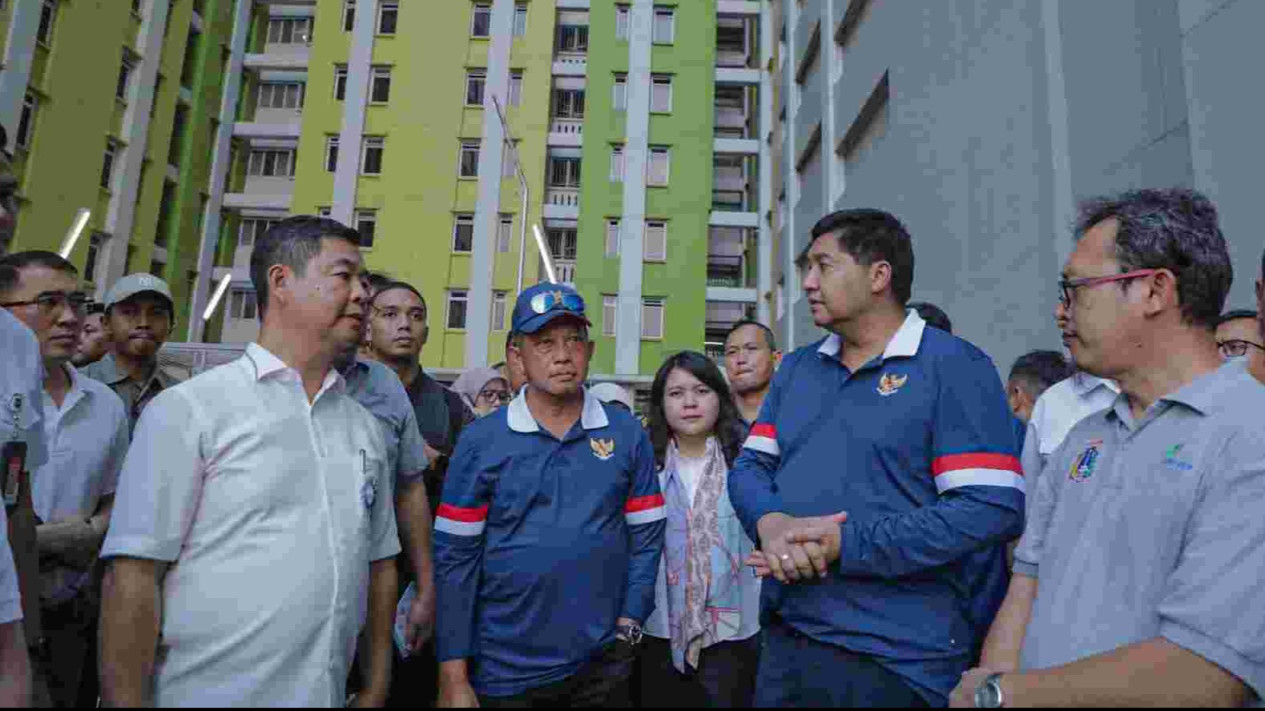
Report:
2,153,1265,708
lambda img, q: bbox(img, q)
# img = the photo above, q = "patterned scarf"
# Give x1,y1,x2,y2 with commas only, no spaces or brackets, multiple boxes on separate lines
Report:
662,437,745,672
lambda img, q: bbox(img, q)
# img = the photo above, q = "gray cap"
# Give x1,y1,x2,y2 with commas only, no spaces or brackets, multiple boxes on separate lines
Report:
104,273,173,308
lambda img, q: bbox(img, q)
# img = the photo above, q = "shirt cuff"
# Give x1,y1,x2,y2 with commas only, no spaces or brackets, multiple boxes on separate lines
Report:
396,469,427,488
1161,619,1265,702
0,597,21,625
100,534,181,563
371,537,403,562
1011,559,1039,578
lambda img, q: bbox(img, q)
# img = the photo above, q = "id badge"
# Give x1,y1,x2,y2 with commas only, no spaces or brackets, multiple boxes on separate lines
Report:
1,440,25,508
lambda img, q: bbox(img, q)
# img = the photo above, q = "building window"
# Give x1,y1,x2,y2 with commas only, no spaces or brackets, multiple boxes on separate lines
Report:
154,181,175,247
647,147,670,187
370,66,392,103
84,233,103,284
361,137,384,175
508,71,524,107
257,82,305,109
546,228,578,260
616,5,629,40
16,93,36,149
512,3,527,37
117,53,136,100
378,1,398,35
246,149,295,177
37,0,57,46
334,65,348,100
553,88,585,119
458,140,479,177
605,219,620,258
643,221,667,261
652,6,674,44
355,209,377,248
325,135,339,172
452,214,474,252
492,291,508,330
447,289,469,329
602,295,617,336
548,156,581,187
471,3,491,37
556,24,588,53
497,216,513,253
266,17,312,45
230,289,258,320
239,218,276,248
609,145,624,183
168,104,188,166
342,0,355,31
502,141,519,179
100,139,119,189
650,74,672,113
641,298,664,339
465,70,486,106
613,74,627,111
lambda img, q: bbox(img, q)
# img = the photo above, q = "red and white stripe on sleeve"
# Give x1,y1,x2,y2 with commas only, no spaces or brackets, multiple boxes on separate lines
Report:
434,503,489,536
931,453,1024,494
742,423,780,457
625,494,666,526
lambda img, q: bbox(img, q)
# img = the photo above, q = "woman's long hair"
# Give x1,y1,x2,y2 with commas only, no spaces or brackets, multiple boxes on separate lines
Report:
647,351,749,469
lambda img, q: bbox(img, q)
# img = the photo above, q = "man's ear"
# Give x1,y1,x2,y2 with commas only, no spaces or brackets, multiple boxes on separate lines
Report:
266,263,292,312
772,350,783,369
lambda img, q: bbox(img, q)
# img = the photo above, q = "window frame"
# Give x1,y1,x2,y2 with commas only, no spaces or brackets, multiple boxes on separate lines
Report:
465,69,487,107
609,145,624,183
37,0,57,47
641,298,665,340
643,220,667,262
602,295,617,336
447,289,470,330
647,147,671,187
324,135,339,173
354,209,377,249
652,6,675,44
360,136,385,176
512,3,528,37
101,138,119,189
458,140,480,178
508,70,524,107
342,0,356,32
16,93,37,149
334,65,349,100
605,219,621,258
369,66,392,104
452,214,474,253
616,5,630,40
497,215,513,253
377,1,398,35
470,3,492,38
613,74,627,111
492,290,508,331
650,74,673,113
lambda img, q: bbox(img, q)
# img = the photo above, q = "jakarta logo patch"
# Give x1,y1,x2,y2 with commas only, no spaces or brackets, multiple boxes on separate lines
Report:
1068,438,1103,482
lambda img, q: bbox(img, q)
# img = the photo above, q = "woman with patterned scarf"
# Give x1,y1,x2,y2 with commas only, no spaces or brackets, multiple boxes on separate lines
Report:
638,351,761,707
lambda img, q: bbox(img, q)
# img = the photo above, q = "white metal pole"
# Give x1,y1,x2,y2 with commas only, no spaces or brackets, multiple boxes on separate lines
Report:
58,208,91,259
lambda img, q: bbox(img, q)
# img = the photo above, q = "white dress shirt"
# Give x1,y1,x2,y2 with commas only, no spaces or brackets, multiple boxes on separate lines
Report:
34,363,129,603
1,309,46,625
102,343,400,708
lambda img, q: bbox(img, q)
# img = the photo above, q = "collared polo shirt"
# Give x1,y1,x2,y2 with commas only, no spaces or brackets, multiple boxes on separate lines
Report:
82,352,184,436
101,343,400,707
728,310,1025,705
343,358,429,495
434,387,666,697
35,363,129,604
406,370,472,456
1015,362,1265,700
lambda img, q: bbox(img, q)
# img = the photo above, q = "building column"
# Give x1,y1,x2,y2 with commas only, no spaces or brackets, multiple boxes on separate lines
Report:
466,0,514,367
822,0,839,208
756,0,774,325
190,0,253,342
781,0,798,351
615,0,654,376
0,0,41,147
332,0,377,225
1041,0,1075,274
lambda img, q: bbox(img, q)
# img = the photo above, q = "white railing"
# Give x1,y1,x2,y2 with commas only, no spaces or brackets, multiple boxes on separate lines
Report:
549,118,584,136
554,52,587,67
716,50,750,68
556,260,576,284
545,187,580,207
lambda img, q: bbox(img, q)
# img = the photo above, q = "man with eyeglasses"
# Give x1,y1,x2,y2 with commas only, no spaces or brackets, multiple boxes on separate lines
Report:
82,273,186,436
1215,309,1264,383
0,251,129,706
722,320,781,426
435,282,665,708
953,188,1265,707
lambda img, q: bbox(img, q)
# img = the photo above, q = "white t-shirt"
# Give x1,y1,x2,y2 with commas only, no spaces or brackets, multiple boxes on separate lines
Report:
675,454,708,506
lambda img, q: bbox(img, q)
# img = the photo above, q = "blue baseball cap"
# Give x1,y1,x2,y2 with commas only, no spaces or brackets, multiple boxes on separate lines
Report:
511,282,591,334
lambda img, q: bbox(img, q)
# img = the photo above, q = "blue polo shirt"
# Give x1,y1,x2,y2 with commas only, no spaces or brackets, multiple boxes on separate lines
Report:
434,387,666,698
728,310,1024,705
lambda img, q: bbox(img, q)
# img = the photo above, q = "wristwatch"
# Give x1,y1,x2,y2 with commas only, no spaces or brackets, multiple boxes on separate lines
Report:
615,622,643,646
974,672,1005,708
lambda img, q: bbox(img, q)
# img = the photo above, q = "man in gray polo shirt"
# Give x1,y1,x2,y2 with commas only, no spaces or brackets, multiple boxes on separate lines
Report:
950,188,1264,707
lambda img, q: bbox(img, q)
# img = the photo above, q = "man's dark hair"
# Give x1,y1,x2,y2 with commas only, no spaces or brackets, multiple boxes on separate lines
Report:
371,279,427,316
363,270,394,298
798,208,915,305
1009,350,1073,399
1075,188,1230,330
0,250,79,300
87,301,105,316
724,319,777,352
908,301,952,333
250,215,360,319
1218,309,1259,327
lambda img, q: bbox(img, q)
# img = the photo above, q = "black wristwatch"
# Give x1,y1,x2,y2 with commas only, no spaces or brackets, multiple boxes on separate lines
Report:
974,672,1005,708
615,622,643,646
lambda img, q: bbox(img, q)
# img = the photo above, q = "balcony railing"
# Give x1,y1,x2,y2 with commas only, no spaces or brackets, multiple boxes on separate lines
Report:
545,187,580,207
716,49,751,68
549,118,584,136
555,260,576,284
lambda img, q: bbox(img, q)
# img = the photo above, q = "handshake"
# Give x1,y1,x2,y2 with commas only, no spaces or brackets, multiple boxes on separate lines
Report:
746,511,848,584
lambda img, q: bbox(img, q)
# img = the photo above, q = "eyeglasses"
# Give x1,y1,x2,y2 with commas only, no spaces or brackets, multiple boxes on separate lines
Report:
529,290,584,316
1058,269,1159,308
1217,339,1265,359
477,388,511,404
0,291,89,317
373,306,426,324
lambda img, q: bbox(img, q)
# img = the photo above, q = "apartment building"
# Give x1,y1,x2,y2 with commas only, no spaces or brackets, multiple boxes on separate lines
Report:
0,0,246,341
773,0,1265,373
187,0,777,381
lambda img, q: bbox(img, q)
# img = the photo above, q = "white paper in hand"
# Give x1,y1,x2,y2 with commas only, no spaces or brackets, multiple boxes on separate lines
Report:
394,582,417,659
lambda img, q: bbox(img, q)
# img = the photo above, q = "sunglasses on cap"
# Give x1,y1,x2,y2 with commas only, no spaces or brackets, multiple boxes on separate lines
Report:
529,290,584,315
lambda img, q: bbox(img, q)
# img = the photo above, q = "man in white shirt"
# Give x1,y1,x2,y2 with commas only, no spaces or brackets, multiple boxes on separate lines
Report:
99,216,400,707
1,251,128,706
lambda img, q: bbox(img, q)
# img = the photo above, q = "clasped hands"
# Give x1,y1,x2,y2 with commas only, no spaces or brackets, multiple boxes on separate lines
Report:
745,511,848,583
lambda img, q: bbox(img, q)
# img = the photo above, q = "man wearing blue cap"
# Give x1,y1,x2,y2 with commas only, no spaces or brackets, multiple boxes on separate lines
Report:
434,282,666,708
